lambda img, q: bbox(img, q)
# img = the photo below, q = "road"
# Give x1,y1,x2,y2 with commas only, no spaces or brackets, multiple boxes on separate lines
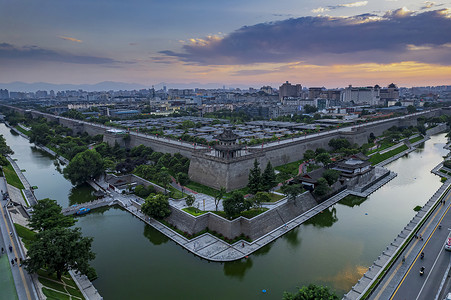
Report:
0,178,37,300
391,200,451,300
370,190,451,300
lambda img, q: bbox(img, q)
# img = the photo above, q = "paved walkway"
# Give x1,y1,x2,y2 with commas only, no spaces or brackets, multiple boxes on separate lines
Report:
6,157,37,206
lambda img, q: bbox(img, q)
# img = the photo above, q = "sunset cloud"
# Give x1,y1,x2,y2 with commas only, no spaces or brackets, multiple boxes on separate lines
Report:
161,9,451,66
58,36,82,43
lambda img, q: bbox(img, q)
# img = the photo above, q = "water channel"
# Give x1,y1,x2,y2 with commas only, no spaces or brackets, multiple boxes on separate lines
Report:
1,123,448,299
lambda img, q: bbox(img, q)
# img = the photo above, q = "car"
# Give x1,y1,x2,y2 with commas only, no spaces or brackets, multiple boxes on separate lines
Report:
445,232,451,251
75,207,91,215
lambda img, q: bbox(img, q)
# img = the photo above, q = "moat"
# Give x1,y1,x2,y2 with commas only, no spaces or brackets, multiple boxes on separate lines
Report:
0,123,448,299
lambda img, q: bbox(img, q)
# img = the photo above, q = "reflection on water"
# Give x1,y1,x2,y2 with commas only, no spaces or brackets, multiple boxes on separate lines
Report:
304,207,338,228
143,224,169,246
283,227,302,248
339,195,367,208
68,183,96,205
223,258,253,280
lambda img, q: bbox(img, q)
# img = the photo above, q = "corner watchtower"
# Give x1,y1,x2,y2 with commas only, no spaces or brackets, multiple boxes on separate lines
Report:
213,129,243,159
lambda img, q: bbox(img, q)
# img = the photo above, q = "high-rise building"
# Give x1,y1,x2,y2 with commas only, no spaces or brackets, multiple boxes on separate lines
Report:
0,89,9,99
341,85,380,105
279,81,302,101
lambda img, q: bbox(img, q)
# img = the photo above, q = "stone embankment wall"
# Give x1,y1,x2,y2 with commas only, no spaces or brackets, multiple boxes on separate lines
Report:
165,192,317,240
426,123,448,136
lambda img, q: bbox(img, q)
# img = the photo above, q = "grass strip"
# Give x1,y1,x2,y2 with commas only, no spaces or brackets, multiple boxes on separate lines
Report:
38,277,67,293
368,144,408,165
3,161,25,189
14,125,30,136
409,135,424,144
14,223,36,250
42,287,71,300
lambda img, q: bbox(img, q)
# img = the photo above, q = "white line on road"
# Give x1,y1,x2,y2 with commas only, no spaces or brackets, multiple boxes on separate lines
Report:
416,247,445,300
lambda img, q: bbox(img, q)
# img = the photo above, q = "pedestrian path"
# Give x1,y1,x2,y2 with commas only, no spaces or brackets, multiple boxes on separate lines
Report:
6,157,37,206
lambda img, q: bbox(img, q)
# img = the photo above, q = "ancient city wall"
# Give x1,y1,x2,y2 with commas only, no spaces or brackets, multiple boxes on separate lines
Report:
165,192,317,240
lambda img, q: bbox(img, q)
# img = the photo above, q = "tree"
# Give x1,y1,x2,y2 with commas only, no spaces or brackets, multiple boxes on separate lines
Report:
281,184,302,202
28,198,76,232
141,194,171,219
214,187,226,211
223,192,247,218
176,172,190,195
407,105,417,114
63,149,104,185
313,178,331,197
328,138,351,151
30,123,51,145
185,194,195,207
283,284,339,300
261,162,277,192
303,104,317,114
156,167,171,194
322,169,340,186
0,135,13,156
315,153,331,166
247,159,262,194
303,149,315,161
253,192,270,208
24,227,95,280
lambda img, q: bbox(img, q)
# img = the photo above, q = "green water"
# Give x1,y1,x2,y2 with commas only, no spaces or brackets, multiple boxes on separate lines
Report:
0,123,448,299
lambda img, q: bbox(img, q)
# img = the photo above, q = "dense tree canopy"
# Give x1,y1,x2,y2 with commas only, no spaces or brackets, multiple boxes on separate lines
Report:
322,169,340,186
283,284,338,300
141,194,171,219
29,122,51,145
63,149,105,185
223,192,251,218
24,227,95,280
29,198,76,232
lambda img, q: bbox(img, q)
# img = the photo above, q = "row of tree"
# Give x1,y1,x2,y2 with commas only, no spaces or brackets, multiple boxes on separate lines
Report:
247,160,277,194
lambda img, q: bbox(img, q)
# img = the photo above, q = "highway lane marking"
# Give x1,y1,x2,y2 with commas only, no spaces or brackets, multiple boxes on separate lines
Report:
374,198,448,300
390,194,451,300
0,203,32,300
416,247,445,300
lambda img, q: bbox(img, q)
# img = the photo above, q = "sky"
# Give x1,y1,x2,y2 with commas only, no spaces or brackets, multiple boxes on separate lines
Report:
1,0,451,89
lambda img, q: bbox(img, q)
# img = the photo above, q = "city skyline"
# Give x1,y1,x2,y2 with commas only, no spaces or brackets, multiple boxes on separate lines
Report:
1,0,451,87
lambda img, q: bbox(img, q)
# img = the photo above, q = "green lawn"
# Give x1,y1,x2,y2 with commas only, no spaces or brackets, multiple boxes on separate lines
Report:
42,287,71,300
3,161,25,189
182,207,207,216
185,181,220,197
267,193,285,202
275,159,304,176
409,135,424,144
14,223,36,250
167,186,184,199
368,145,408,165
14,125,30,136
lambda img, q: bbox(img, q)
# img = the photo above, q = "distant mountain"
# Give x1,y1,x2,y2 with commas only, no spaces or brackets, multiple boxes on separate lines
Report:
0,81,150,92
0,81,257,92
